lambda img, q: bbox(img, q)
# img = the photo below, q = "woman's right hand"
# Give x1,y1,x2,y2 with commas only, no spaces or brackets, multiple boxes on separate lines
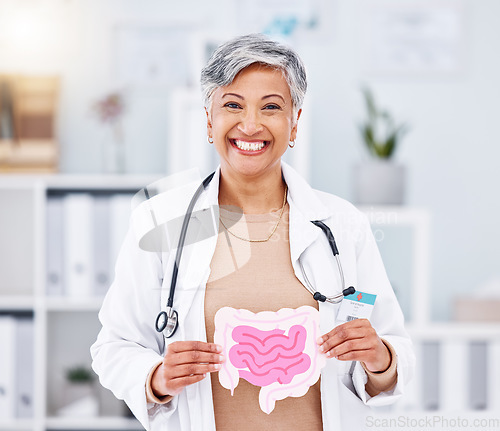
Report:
151,341,224,398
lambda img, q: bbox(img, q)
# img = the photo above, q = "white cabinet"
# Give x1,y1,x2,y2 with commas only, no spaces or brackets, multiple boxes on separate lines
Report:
361,206,500,417
360,206,431,325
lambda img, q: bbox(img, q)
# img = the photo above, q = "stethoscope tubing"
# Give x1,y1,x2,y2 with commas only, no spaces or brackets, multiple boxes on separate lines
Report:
156,172,355,338
166,172,215,308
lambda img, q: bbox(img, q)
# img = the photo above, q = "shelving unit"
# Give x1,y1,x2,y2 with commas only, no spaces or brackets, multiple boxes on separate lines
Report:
0,174,161,431
359,207,500,415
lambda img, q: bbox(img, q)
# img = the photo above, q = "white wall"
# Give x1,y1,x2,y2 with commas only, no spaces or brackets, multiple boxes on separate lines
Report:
0,0,499,320
303,0,500,320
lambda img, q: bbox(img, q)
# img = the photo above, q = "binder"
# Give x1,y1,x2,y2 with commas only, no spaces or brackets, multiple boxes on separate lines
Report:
46,196,65,296
15,318,34,418
421,341,439,410
488,340,500,411
109,194,133,281
93,196,110,297
63,193,94,297
0,316,16,418
440,340,468,411
469,341,487,410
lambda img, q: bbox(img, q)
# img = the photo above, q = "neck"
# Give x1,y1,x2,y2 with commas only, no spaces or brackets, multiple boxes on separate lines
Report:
218,166,286,214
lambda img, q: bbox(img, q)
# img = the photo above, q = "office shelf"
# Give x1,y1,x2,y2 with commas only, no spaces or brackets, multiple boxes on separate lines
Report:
0,175,157,431
0,419,34,430
45,416,143,430
45,297,105,312
0,295,35,311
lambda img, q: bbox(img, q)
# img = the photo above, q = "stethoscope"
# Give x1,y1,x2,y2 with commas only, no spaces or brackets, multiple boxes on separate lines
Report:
155,172,356,338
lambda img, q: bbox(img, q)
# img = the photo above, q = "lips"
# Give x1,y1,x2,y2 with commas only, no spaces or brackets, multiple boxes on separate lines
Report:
231,139,269,152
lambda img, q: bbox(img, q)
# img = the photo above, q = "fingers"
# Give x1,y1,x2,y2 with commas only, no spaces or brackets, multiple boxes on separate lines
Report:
168,341,222,354
167,362,222,380
172,350,224,366
163,373,207,395
153,341,225,397
317,319,378,359
164,341,225,379
165,341,225,368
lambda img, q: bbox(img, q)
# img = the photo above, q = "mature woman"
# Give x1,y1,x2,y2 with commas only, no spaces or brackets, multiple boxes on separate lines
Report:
91,34,414,430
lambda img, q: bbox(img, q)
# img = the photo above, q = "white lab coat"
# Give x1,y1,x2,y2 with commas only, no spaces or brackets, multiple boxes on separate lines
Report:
91,162,414,431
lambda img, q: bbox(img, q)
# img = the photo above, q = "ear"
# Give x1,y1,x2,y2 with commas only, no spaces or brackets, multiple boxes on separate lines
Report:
205,107,213,138
290,109,302,142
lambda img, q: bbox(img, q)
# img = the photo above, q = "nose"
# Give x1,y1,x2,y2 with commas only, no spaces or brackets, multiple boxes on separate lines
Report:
237,109,264,136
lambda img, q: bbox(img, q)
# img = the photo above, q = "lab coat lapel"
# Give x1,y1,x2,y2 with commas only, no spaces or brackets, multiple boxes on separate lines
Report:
283,163,343,429
282,162,332,264
288,190,342,314
283,162,342,319
168,169,220,341
288,198,321,264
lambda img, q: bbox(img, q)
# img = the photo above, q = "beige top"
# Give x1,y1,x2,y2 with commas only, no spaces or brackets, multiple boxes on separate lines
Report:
205,205,323,431
146,205,398,420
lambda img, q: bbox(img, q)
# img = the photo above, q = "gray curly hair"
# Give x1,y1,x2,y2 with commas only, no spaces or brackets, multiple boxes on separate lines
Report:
200,34,307,118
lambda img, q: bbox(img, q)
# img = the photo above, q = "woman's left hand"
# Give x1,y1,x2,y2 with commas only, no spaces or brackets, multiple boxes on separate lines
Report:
317,318,391,372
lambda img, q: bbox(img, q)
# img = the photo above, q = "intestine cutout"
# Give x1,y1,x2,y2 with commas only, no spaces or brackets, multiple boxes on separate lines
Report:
214,306,326,414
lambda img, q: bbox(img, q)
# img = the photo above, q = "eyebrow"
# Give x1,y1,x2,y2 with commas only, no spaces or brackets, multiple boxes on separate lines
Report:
222,92,244,100
221,93,286,103
263,94,286,103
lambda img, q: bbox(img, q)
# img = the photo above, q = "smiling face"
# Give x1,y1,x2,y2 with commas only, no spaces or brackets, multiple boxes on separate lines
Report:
206,63,300,184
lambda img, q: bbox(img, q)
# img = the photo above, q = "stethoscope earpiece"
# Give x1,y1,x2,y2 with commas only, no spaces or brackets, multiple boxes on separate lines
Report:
313,286,356,305
343,286,356,297
313,292,327,302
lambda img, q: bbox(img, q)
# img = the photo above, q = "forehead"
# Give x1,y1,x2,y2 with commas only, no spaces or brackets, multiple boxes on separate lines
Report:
216,63,291,99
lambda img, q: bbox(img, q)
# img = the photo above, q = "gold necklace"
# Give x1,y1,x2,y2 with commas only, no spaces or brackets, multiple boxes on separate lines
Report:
219,185,288,243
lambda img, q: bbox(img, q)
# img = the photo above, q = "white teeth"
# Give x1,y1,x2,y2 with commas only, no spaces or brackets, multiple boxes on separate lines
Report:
233,140,266,151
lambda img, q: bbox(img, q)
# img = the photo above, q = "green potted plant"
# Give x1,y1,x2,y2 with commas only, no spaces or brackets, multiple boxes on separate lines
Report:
57,365,99,417
353,86,409,205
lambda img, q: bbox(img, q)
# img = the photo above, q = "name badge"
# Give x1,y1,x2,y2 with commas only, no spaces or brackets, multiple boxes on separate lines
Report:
336,291,377,324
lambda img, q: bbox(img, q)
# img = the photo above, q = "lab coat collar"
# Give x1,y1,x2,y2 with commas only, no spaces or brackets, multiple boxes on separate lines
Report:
281,162,334,264
191,162,335,265
281,162,333,221
194,166,221,212
193,162,333,220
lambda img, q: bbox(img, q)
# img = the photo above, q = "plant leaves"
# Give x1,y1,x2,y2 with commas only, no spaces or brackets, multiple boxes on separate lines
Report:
358,86,409,159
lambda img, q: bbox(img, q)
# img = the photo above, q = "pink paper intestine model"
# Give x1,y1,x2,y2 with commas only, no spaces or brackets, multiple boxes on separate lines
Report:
214,306,326,414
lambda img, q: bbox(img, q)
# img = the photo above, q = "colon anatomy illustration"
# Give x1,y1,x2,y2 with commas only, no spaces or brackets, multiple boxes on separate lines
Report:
214,306,326,414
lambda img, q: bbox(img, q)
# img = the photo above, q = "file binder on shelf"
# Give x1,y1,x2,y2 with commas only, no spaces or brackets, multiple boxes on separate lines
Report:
0,316,16,418
63,193,94,298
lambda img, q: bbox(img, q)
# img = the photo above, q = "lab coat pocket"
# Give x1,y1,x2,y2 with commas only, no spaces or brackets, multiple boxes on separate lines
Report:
337,374,371,430
149,395,182,430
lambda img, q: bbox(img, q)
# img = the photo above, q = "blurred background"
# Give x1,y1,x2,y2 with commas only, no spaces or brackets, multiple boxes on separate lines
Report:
0,0,499,430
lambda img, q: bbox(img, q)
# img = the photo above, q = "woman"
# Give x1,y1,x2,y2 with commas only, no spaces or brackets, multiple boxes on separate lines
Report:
91,34,414,430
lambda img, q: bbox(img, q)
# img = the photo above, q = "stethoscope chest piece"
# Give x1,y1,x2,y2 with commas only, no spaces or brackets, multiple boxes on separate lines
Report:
155,307,179,338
